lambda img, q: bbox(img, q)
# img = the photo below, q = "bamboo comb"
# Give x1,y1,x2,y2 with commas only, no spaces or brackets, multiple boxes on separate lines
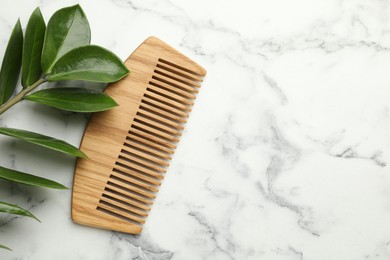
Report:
71,36,206,234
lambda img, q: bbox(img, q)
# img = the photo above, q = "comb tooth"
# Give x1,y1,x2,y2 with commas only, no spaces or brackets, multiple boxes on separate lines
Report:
108,176,156,199
119,151,166,174
135,114,182,136
96,206,143,226
106,181,154,205
143,96,189,118
125,139,172,160
150,77,197,99
147,83,194,106
132,121,180,143
158,58,204,81
104,187,151,211
127,132,175,154
115,160,164,180
115,162,163,184
131,124,179,145
97,202,145,224
137,109,184,130
101,194,149,217
156,61,203,84
112,168,160,192
123,142,170,167
154,67,201,89
145,91,192,112
140,102,187,124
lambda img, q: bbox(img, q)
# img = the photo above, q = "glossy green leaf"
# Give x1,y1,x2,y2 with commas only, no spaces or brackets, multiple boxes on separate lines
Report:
41,4,90,74
0,127,87,158
0,165,67,189
25,88,118,112
0,201,39,222
46,45,129,82
0,244,11,251
22,7,46,87
0,19,23,105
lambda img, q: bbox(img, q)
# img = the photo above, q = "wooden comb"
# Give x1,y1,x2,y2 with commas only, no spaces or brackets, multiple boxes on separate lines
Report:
71,36,206,234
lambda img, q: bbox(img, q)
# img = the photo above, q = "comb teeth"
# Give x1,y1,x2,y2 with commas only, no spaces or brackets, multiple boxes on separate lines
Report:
72,37,206,234
94,58,204,226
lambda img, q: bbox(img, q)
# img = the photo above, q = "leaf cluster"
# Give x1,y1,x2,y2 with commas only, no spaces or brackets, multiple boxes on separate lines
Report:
0,5,129,250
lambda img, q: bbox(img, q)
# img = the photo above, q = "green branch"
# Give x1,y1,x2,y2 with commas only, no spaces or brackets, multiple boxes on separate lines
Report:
0,78,46,116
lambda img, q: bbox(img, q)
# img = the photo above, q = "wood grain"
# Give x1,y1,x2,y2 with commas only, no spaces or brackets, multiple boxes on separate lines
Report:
71,36,206,234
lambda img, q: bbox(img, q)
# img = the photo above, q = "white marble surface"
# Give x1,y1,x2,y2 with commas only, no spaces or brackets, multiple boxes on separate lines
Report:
1,0,390,259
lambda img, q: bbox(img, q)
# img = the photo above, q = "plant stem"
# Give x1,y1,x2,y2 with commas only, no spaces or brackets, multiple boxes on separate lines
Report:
0,78,47,116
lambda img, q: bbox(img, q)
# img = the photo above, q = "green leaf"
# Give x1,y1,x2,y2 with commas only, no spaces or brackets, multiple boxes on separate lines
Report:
0,244,11,251
0,201,39,222
41,4,90,74
22,7,46,87
0,165,67,189
46,45,129,82
25,88,118,112
0,127,87,158
0,19,23,105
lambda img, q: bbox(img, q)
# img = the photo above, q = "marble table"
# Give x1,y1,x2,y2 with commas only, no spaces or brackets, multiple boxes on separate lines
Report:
1,0,390,259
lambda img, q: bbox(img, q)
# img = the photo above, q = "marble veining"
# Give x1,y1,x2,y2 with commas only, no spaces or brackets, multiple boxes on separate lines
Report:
1,0,390,259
